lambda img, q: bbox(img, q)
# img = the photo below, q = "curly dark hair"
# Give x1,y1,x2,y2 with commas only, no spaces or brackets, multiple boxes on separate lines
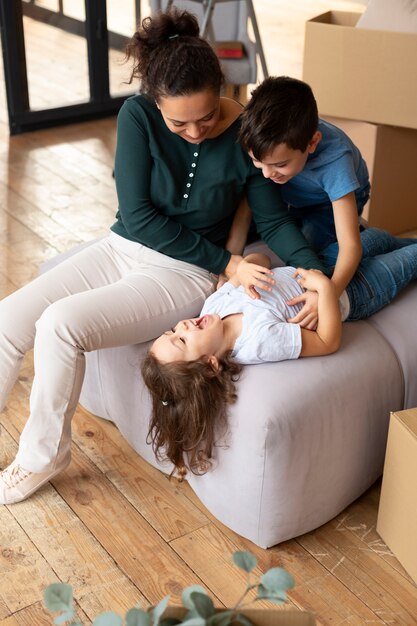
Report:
125,8,224,100
239,76,319,160
141,351,242,478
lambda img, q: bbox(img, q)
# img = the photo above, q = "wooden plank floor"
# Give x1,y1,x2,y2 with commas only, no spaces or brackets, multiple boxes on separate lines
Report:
1,2,417,625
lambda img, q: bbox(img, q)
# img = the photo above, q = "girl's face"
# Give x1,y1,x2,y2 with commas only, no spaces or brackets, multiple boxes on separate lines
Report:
151,314,225,363
157,89,221,144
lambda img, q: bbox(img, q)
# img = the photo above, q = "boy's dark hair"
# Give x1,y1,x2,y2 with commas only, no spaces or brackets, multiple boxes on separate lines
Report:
239,76,319,160
125,8,224,100
141,352,242,478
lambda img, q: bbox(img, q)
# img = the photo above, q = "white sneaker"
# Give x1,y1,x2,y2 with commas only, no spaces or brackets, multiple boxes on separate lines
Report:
0,455,70,505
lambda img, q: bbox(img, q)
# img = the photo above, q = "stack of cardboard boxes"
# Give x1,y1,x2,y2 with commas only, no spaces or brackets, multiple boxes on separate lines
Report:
303,11,417,234
303,12,417,587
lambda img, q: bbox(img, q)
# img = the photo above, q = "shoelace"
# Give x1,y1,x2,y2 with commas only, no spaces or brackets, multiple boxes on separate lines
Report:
0,464,32,488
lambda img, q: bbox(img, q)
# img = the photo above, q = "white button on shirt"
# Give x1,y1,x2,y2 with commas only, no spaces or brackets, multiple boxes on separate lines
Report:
185,153,198,196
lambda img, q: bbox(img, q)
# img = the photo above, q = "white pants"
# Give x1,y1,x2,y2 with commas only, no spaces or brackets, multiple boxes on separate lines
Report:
0,233,217,472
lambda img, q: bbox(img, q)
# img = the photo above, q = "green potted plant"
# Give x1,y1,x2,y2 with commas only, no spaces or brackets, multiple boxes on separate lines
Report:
44,551,316,626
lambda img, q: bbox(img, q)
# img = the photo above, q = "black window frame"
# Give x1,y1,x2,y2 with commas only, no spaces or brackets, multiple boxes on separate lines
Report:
0,0,140,134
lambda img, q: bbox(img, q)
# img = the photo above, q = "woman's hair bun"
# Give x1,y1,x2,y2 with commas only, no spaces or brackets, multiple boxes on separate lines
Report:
165,7,200,38
125,8,224,99
140,8,200,49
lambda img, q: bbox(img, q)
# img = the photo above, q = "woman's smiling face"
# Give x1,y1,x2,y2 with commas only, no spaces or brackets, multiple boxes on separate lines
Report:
157,89,221,144
151,314,225,363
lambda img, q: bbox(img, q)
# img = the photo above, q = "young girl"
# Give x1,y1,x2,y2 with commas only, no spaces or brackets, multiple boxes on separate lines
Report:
0,9,326,505
142,228,417,479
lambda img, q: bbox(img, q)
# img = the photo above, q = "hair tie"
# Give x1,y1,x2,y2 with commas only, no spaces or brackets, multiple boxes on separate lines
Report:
161,400,169,406
168,33,180,40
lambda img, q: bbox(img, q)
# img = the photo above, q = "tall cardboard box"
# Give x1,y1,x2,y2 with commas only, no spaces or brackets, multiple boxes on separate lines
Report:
377,409,417,585
303,11,417,129
323,117,417,234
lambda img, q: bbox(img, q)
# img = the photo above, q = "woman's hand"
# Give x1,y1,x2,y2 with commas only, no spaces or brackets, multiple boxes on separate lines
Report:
224,254,244,279
236,259,275,299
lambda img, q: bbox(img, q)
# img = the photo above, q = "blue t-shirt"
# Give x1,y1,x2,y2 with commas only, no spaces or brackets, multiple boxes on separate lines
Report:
281,119,370,209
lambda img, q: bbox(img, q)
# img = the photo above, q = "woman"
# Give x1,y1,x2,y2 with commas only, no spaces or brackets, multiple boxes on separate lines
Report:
0,9,325,504
142,228,417,479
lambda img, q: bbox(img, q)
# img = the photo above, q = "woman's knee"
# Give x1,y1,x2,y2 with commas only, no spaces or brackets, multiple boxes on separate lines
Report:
35,297,114,352
35,299,83,346
0,296,36,354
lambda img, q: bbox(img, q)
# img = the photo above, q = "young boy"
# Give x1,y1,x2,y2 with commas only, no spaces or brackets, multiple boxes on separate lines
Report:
236,76,371,327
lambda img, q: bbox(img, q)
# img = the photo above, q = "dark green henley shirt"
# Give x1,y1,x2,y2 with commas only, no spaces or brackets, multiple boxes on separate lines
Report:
111,95,328,276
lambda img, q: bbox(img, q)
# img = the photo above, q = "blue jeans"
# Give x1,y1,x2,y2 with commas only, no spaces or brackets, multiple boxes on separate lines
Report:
319,228,417,320
288,183,371,252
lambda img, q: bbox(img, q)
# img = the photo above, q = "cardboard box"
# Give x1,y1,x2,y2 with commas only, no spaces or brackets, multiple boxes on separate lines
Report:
377,408,417,585
323,116,417,234
303,11,417,129
164,607,316,625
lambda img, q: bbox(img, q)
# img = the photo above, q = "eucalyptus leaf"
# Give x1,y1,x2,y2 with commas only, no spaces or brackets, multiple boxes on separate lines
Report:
256,584,287,604
92,611,123,626
44,584,74,613
151,595,170,625
43,583,73,612
232,552,257,574
181,586,208,610
126,607,152,626
260,567,294,592
54,611,76,626
190,593,214,619
184,610,199,621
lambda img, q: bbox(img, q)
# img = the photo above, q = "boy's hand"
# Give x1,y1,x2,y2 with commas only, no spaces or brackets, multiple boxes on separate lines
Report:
287,269,332,329
285,268,321,329
287,290,319,329
293,267,330,292
236,259,275,299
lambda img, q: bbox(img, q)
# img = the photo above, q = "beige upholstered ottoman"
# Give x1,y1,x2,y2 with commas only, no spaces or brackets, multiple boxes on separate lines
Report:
42,242,417,547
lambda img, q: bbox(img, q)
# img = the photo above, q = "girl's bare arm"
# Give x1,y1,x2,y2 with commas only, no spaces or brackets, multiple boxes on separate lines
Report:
296,269,342,357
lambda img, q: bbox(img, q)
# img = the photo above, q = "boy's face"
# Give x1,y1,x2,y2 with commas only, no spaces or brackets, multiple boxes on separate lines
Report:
151,314,224,364
249,131,321,185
